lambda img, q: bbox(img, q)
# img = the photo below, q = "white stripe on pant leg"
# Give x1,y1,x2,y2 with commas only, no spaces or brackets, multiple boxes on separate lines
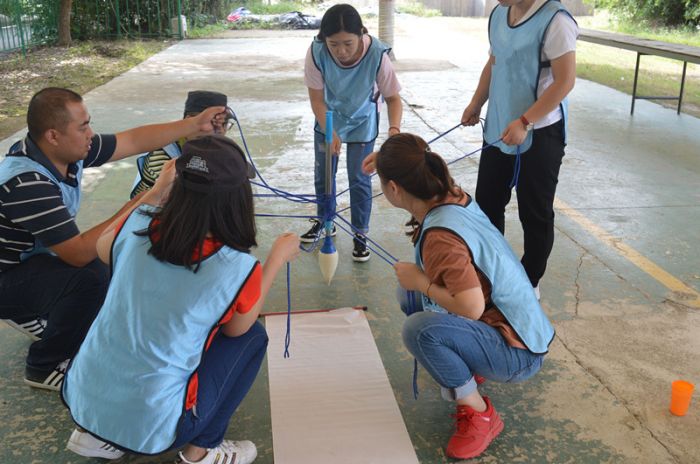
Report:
266,308,419,464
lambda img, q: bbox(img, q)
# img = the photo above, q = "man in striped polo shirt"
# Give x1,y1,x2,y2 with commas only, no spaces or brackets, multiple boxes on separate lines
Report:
0,87,225,391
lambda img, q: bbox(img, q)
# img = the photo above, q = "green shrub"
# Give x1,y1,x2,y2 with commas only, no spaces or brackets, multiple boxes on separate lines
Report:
593,0,699,27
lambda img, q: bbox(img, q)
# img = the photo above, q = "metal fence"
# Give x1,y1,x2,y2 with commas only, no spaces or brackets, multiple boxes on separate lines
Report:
0,2,55,55
72,0,185,41
0,0,186,57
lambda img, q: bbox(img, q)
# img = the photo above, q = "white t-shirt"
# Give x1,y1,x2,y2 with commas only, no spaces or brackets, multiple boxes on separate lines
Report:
491,0,579,128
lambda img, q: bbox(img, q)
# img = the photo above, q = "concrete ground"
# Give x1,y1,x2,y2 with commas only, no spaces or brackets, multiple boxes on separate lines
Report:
1,14,698,464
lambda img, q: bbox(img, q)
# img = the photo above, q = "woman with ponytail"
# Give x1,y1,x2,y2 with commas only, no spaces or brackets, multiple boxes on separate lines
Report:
368,133,555,460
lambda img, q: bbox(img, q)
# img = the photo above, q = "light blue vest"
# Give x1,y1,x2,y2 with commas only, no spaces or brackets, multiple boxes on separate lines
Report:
485,0,572,154
0,139,82,259
415,201,555,354
311,35,390,143
62,205,259,454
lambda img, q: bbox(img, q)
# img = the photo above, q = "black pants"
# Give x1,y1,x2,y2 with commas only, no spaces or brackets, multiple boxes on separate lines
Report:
475,120,565,287
0,254,109,371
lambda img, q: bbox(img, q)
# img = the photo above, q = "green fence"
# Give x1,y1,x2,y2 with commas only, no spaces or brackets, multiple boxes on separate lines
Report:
0,1,56,55
72,0,185,41
1,0,186,56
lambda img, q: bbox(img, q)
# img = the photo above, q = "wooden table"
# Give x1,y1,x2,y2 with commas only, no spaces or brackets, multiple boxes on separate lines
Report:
578,28,700,114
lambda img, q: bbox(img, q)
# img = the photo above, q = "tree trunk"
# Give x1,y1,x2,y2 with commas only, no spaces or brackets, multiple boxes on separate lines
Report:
58,0,72,46
378,0,396,60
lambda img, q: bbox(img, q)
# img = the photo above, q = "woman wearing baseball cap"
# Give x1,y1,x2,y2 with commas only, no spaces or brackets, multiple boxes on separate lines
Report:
62,135,299,464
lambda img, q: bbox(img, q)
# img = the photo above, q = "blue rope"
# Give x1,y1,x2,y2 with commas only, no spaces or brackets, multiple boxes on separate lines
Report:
509,144,522,189
334,123,464,199
332,219,397,267
284,262,292,358
427,122,462,144
336,137,504,216
250,181,319,205
228,110,319,205
413,358,419,400
255,214,321,219
255,193,317,198
332,214,399,265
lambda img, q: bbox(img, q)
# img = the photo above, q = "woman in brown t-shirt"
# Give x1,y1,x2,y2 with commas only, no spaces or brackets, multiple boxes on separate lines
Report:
364,133,549,461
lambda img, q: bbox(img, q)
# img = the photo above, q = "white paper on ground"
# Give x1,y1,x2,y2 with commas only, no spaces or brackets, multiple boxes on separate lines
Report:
266,307,419,464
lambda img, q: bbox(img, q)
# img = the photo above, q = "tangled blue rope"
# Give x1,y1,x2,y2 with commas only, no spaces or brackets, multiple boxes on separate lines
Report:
229,112,513,384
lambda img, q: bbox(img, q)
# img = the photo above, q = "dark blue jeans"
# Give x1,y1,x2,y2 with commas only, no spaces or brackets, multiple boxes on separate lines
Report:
0,254,109,371
314,131,375,233
171,321,269,449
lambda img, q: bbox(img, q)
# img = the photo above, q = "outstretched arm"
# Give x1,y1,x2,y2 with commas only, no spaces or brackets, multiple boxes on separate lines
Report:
108,106,226,162
222,233,301,337
461,55,494,126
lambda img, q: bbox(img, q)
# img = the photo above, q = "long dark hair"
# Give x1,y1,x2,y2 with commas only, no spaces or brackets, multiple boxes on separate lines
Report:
376,133,461,240
318,4,368,40
136,177,257,272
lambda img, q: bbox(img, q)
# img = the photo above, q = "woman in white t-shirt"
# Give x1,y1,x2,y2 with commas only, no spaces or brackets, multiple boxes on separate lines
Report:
301,3,403,262
461,0,578,298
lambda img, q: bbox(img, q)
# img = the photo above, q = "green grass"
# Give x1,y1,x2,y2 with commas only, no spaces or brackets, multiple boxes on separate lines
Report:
396,2,442,17
0,40,170,140
243,0,309,15
188,22,230,38
613,22,700,47
576,10,700,117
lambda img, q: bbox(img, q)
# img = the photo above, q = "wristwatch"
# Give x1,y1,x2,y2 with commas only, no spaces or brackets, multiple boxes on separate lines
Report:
520,115,534,131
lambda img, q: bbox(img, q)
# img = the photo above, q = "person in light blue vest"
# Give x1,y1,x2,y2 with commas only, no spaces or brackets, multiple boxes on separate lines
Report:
62,135,300,464
461,0,578,299
0,87,225,392
302,3,403,261
374,134,554,460
130,90,232,198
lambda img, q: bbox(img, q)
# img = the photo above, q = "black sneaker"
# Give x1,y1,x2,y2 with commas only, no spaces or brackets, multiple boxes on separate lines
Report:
24,359,69,392
2,317,47,341
300,219,336,243
352,233,371,262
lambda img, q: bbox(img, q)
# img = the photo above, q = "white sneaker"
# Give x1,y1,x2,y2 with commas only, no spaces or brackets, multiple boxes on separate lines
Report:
176,440,257,464
534,285,541,301
2,317,47,341
24,359,70,392
66,428,125,460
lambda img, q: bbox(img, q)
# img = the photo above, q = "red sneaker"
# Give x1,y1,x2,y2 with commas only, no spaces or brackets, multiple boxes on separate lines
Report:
446,396,504,460
474,374,486,385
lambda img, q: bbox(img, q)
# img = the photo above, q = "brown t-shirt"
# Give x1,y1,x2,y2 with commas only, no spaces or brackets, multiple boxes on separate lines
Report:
420,192,527,350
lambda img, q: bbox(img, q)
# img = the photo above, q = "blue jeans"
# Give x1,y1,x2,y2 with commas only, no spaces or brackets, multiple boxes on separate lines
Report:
314,131,375,233
400,296,544,401
171,321,268,449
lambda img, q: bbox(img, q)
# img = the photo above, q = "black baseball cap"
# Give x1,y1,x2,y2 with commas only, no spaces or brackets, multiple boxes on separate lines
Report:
176,135,256,193
184,91,227,115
